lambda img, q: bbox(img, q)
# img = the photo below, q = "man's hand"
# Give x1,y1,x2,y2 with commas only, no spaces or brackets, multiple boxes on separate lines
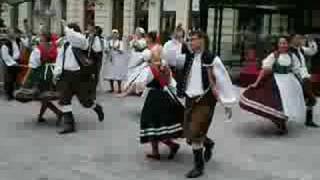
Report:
60,20,66,27
211,87,219,101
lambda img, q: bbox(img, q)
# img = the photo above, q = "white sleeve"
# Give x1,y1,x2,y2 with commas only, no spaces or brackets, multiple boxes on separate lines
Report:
142,49,152,62
302,41,318,56
53,47,64,77
1,45,17,66
176,52,186,70
12,42,20,60
21,37,29,47
28,48,41,68
64,26,88,50
262,53,276,69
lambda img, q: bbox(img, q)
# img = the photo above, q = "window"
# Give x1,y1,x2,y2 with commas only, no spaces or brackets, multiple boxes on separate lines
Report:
160,0,176,44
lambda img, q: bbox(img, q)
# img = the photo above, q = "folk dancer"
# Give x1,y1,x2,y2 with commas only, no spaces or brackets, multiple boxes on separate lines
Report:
240,36,306,134
86,25,107,91
104,29,128,93
123,27,149,96
290,34,319,127
176,31,236,178
20,33,62,123
53,21,104,134
163,24,185,76
139,31,184,160
0,28,21,100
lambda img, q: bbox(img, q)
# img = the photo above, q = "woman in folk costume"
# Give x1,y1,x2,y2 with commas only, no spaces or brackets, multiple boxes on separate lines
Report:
139,31,184,160
104,29,128,93
240,36,306,134
123,27,149,95
19,33,62,123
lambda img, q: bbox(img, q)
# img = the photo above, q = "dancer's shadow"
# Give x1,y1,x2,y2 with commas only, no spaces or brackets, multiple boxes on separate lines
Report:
15,116,60,131
234,120,305,139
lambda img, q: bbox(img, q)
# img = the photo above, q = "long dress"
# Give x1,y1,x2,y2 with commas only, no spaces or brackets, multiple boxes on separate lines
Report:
239,53,306,127
104,39,128,81
124,39,149,91
140,66,184,144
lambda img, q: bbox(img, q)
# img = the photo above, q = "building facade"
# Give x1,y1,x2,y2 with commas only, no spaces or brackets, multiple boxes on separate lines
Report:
0,0,319,61
0,0,199,38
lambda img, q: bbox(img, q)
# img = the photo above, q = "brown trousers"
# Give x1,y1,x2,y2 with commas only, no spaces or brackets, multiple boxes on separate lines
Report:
184,92,217,144
57,70,96,108
302,78,317,107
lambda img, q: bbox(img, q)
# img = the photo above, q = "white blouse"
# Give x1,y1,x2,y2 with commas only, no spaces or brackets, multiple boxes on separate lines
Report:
262,53,294,69
28,48,41,68
163,39,182,67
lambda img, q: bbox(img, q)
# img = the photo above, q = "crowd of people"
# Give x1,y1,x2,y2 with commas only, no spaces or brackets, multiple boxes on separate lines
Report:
0,18,319,178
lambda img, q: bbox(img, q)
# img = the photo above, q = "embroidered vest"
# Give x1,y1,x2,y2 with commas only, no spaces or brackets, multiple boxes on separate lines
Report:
177,50,214,97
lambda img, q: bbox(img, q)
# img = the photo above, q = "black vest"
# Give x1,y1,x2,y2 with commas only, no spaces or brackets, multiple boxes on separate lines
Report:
177,50,214,97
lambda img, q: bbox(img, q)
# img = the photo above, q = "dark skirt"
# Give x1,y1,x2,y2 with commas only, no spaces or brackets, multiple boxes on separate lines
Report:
239,75,288,128
140,89,184,144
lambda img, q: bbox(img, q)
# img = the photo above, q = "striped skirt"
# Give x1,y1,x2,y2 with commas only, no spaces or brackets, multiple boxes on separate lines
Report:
239,75,288,128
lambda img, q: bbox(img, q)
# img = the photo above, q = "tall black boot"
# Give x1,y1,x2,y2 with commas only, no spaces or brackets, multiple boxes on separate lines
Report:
59,112,76,134
305,108,319,128
185,149,205,178
93,104,104,122
203,138,215,162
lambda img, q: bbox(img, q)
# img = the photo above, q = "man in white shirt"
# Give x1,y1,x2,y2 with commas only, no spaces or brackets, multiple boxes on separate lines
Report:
163,24,185,74
290,34,319,127
177,31,218,178
86,26,106,88
0,28,20,100
54,21,104,134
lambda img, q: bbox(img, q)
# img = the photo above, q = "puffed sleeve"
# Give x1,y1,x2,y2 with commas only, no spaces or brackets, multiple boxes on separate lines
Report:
142,49,152,62
28,48,41,69
302,40,318,56
262,53,276,69
53,47,64,77
64,26,88,50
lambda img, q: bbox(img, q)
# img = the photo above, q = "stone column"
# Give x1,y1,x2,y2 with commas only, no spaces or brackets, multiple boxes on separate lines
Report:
175,0,190,31
50,0,63,35
148,0,161,32
1,3,11,27
66,0,85,30
95,0,113,36
123,0,135,37
18,2,29,31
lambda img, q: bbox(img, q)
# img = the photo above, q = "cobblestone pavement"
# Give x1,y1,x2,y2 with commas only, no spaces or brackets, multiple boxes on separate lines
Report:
0,88,320,180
